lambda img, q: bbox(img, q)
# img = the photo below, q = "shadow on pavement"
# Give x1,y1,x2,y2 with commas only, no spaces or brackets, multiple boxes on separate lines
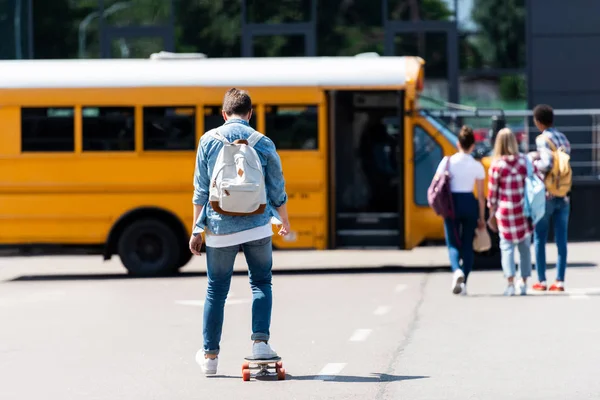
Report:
468,291,600,298
289,373,429,382
4,263,597,282
4,263,596,283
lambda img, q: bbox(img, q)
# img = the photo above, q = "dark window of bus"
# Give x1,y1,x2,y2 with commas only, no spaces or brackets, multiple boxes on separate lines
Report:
143,106,196,151
21,107,75,152
265,105,318,150
203,106,257,132
82,107,135,151
414,125,443,206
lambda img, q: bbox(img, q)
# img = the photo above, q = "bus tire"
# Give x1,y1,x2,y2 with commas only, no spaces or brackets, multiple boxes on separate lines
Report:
117,218,180,277
176,247,193,269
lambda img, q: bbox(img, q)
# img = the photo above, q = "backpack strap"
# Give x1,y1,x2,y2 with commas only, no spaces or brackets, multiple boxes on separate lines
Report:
540,134,557,151
209,130,230,144
247,131,263,148
525,155,533,178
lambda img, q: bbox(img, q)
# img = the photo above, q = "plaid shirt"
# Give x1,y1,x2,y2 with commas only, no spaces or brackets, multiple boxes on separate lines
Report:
487,154,534,243
534,127,571,174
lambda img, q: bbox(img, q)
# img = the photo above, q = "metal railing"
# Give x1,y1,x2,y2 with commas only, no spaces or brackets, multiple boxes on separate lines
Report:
425,108,600,182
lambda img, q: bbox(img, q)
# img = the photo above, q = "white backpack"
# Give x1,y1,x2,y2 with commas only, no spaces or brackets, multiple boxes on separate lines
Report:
208,130,267,216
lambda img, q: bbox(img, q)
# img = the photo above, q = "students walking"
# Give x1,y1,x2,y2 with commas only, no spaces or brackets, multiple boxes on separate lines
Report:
433,126,486,295
531,104,572,292
487,128,534,296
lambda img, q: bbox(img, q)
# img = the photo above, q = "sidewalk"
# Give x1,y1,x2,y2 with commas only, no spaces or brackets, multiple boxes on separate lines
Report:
186,242,600,272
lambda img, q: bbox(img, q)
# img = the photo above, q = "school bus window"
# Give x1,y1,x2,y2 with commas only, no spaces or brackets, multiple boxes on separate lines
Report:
265,105,318,150
414,125,443,206
21,107,75,152
82,107,135,152
203,106,257,132
143,106,196,151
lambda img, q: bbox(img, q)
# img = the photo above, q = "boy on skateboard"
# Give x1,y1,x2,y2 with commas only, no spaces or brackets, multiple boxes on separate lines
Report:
189,88,290,375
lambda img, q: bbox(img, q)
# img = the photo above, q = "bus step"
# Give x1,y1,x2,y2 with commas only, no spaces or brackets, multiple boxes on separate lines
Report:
335,213,399,230
335,229,400,247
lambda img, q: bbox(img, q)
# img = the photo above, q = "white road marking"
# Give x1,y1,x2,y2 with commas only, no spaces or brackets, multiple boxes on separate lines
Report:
374,306,391,316
395,284,407,293
175,298,250,307
349,328,372,342
315,363,346,381
570,295,589,300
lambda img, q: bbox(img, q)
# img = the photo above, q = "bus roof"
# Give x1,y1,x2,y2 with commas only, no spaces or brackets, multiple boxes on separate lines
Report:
0,56,422,90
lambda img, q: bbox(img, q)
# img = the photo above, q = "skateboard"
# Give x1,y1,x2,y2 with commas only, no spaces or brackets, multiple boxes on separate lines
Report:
242,356,286,381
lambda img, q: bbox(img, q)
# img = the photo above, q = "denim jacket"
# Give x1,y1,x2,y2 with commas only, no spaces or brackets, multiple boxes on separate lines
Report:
192,119,287,235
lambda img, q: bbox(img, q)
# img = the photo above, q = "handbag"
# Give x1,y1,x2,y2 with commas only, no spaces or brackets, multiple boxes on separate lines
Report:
427,156,455,219
473,227,491,252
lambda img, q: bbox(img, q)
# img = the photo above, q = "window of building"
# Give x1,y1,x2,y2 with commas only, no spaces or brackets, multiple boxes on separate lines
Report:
203,106,257,132
143,106,196,151
82,107,135,151
265,105,318,150
414,125,443,206
21,107,75,152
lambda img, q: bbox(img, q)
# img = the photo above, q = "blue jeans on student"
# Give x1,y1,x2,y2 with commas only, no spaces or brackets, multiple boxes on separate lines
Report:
444,192,479,283
534,197,570,282
500,235,532,279
203,236,273,355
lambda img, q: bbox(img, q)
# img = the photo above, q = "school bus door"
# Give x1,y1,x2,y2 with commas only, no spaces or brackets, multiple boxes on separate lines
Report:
403,112,459,250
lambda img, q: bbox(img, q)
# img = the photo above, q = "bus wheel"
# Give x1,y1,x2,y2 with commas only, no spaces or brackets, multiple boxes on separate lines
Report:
175,248,193,270
117,218,180,277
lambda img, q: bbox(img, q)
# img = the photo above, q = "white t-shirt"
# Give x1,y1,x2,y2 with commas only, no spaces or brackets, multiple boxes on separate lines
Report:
205,223,273,248
435,152,485,193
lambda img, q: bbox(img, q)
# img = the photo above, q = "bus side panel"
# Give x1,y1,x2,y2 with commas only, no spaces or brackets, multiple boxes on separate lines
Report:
0,154,325,249
403,115,458,249
0,106,21,155
272,152,327,250
0,192,191,244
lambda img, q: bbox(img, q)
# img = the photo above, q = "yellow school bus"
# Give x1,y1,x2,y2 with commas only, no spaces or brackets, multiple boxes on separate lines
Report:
0,55,466,276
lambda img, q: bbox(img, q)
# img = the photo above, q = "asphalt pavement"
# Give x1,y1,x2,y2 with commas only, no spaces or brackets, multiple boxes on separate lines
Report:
1,242,599,399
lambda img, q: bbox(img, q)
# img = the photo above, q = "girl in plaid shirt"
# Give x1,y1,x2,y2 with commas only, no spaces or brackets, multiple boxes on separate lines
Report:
487,128,535,296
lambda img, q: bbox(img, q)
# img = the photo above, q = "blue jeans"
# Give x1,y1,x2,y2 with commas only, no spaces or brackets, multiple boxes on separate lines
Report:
534,197,570,282
444,193,479,283
500,235,532,279
203,236,273,355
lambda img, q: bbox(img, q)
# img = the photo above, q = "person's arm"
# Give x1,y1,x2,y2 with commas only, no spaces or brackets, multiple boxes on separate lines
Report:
190,139,209,254
486,163,500,231
433,156,448,180
476,178,485,226
192,204,203,233
534,135,553,174
263,139,290,235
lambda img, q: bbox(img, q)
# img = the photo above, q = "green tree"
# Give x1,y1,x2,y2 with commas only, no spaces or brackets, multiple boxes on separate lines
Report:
471,0,526,69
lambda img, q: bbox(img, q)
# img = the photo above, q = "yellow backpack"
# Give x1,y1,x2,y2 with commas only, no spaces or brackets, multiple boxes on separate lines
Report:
539,134,572,197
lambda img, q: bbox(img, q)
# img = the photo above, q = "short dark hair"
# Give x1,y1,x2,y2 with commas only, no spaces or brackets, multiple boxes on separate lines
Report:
458,125,475,150
533,104,554,126
222,88,252,116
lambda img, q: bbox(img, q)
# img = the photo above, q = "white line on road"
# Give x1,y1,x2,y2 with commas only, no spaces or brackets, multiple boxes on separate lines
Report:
570,294,590,300
349,329,372,342
315,363,346,381
175,298,250,307
373,306,391,316
395,284,407,293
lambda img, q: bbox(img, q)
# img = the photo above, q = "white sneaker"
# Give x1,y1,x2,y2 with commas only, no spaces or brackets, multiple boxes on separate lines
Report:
504,284,516,296
452,269,465,295
195,350,218,375
517,279,527,296
459,283,467,296
252,342,278,359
